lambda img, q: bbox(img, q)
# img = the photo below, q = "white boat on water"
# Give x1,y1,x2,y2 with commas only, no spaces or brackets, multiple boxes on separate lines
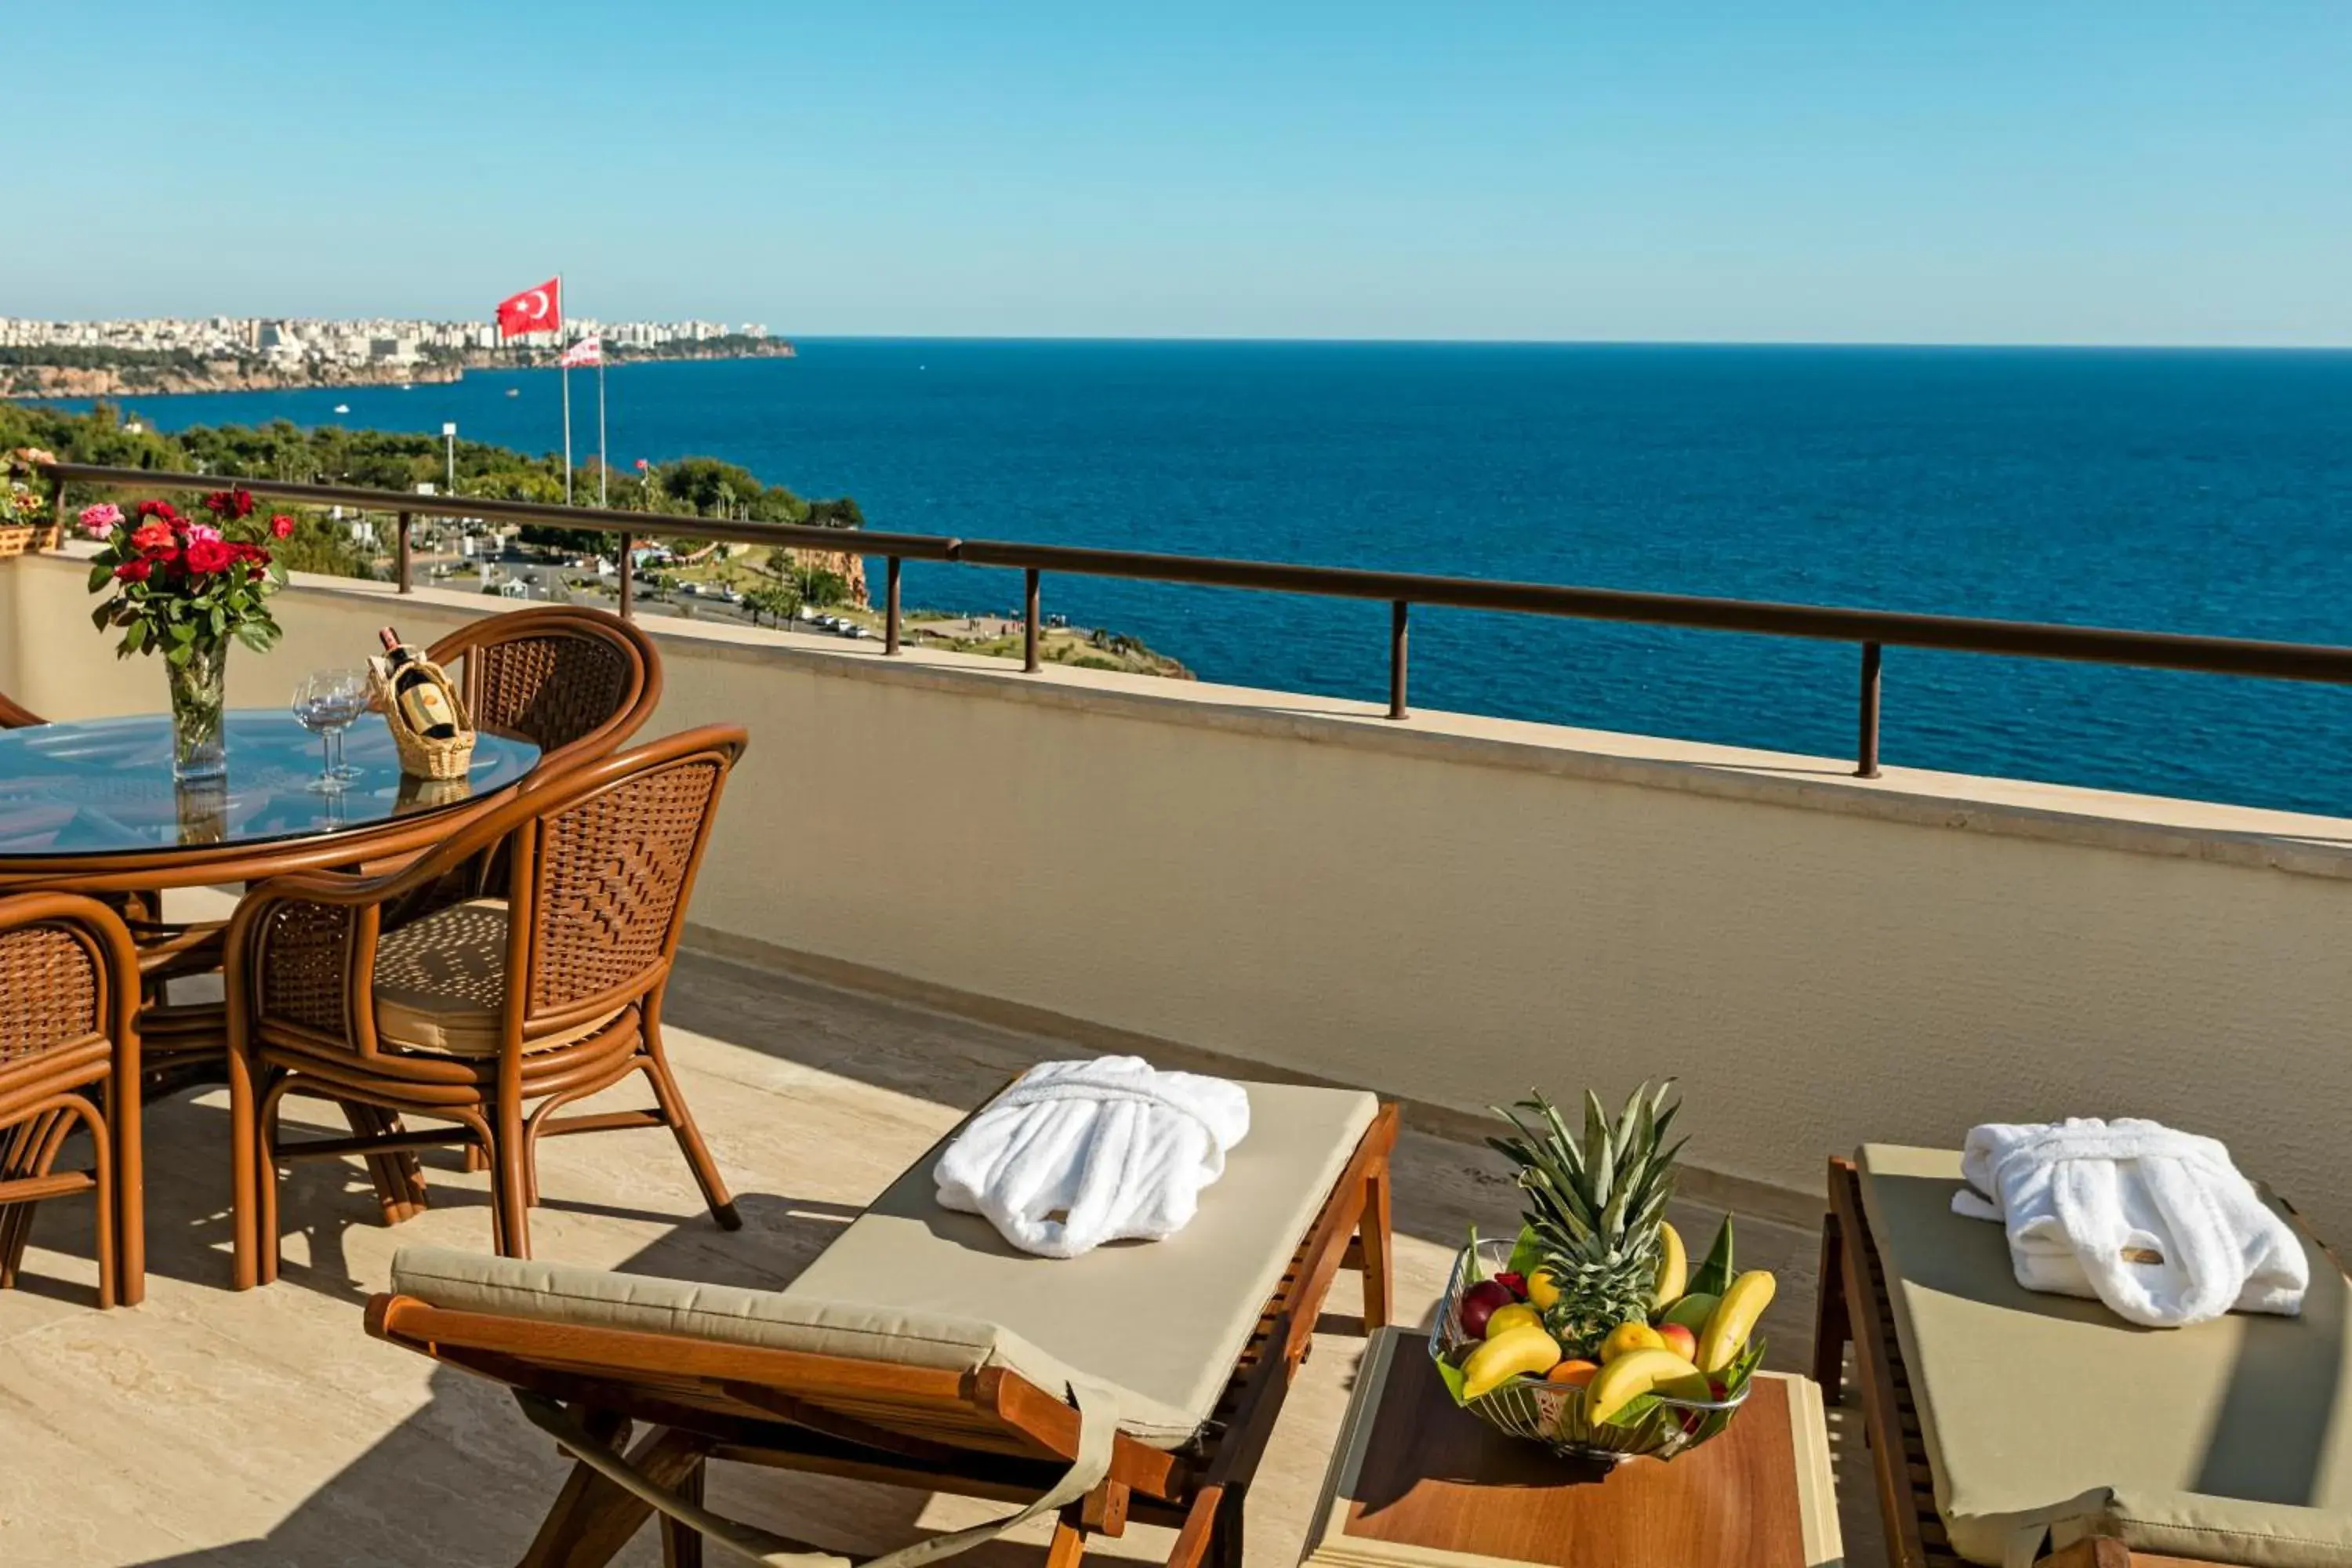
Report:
332,403,349,414
505,388,520,397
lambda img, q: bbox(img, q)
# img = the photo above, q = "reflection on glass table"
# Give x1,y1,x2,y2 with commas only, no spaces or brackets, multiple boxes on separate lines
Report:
0,710,540,855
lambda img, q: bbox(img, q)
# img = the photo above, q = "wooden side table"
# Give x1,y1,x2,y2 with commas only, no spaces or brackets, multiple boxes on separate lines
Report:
1302,1328,1841,1568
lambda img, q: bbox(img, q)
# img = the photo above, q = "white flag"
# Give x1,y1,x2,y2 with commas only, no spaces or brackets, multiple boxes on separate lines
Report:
559,335,603,368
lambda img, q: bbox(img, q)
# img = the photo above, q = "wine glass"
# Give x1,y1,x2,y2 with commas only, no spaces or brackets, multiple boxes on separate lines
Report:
320,667,371,779
292,670,364,793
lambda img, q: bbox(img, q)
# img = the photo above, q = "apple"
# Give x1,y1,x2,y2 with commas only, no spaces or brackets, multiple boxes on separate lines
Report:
1657,1323,1697,1361
1457,1279,1515,1339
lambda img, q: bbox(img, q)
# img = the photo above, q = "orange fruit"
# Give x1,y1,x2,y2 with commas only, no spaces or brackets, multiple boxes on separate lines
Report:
1599,1321,1666,1363
1546,1359,1600,1388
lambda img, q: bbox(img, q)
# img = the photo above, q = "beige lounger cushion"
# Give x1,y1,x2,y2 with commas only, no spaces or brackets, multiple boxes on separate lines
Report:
394,1080,1378,1450
389,1243,1166,1425
372,898,621,1056
779,1080,1376,1446
1858,1143,2352,1568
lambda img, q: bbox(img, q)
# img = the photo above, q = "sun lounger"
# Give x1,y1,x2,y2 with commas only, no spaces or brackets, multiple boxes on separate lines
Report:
1815,1146,2352,1568
367,1082,1398,1568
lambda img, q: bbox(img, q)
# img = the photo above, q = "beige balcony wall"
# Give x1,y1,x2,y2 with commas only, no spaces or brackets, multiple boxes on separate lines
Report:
9,550,2352,1236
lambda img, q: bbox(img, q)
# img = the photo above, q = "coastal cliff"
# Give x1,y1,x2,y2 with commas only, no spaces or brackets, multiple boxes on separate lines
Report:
0,339,797,401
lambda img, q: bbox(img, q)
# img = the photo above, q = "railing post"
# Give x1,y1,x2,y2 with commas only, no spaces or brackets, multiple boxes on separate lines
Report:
1856,640,1882,778
1388,600,1410,720
395,511,412,594
885,556,902,655
1023,568,1041,672
618,532,635,619
45,469,67,550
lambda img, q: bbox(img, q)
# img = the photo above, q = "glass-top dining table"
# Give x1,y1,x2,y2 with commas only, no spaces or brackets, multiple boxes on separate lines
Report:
0,710,542,892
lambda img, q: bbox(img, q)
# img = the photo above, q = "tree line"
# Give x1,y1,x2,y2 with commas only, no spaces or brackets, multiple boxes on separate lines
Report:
0,401,864,577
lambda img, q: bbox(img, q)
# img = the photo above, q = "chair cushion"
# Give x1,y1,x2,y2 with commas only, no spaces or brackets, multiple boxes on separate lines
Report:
780,1080,1378,1446
372,898,619,1057
390,1079,1379,1450
1857,1143,2352,1567
388,1243,1154,1427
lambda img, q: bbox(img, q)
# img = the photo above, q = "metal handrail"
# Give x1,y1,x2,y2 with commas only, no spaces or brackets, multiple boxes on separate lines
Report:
41,459,2352,779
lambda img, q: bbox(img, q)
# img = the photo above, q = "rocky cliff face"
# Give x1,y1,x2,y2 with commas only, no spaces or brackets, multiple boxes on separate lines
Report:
789,546,870,608
0,362,463,398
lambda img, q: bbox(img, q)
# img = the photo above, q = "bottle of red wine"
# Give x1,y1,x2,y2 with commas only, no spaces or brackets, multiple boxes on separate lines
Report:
378,626,461,740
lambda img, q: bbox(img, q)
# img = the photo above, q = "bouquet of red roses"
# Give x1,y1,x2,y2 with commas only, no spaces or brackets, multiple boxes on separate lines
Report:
82,488,294,660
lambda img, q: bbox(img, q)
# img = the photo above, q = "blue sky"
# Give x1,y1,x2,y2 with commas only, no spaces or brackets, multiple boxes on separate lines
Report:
8,3,2349,344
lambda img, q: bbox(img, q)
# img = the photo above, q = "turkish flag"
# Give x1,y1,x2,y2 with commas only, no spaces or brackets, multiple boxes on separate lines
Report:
495,278,561,338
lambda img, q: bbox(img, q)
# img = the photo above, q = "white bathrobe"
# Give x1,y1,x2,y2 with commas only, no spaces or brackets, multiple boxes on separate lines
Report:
935,1057,1251,1259
1953,1117,2307,1327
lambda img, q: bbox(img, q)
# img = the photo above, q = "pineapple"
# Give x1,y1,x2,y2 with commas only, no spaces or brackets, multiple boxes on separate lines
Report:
1489,1081,1686,1357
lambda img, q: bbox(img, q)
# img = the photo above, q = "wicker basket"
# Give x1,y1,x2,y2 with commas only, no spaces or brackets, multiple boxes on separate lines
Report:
0,523,58,559
1432,1237,1748,1463
370,656,477,780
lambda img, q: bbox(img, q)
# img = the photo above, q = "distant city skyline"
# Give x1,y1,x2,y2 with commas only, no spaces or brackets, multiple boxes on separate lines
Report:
9,3,2350,347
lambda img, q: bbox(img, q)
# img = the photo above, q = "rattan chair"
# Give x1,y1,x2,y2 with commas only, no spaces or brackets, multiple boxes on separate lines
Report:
224,724,748,1290
0,893,142,1308
426,604,663,771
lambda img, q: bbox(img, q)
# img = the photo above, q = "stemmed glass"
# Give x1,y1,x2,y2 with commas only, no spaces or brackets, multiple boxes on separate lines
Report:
292,670,368,793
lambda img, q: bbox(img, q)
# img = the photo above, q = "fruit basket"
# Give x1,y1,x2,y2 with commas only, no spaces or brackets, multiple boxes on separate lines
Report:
1428,1083,1773,1462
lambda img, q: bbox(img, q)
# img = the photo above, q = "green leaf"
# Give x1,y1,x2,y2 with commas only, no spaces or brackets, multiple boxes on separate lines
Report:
169,622,194,644
165,641,193,667
1504,1221,1544,1280
1432,1352,1469,1407
86,561,114,591
1602,1391,1663,1429
1689,1216,1737,1299
1464,1224,1483,1283
89,601,113,631
125,619,148,653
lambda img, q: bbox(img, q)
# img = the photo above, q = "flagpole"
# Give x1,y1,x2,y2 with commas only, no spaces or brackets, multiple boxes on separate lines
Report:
597,355,608,508
558,272,572,505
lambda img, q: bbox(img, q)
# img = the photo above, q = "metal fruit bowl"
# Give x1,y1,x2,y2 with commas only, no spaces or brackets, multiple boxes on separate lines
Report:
1431,1238,1748,1462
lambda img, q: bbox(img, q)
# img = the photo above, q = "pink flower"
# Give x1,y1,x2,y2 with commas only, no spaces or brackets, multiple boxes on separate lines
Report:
78,503,123,538
185,521,223,546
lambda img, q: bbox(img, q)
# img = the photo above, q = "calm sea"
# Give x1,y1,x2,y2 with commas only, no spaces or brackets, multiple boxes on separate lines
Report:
59,341,2352,815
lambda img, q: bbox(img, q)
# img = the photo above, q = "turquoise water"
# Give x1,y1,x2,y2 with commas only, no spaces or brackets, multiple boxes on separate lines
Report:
63,341,2352,814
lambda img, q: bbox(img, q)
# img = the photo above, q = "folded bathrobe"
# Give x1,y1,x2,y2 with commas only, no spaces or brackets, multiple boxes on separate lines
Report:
936,1057,1252,1259
1952,1117,2307,1327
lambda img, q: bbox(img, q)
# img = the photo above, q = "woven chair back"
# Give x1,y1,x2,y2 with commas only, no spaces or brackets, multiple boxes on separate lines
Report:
428,607,661,768
505,727,746,1025
0,899,125,1065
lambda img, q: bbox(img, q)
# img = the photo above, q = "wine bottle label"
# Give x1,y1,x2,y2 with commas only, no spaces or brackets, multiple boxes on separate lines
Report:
398,678,459,735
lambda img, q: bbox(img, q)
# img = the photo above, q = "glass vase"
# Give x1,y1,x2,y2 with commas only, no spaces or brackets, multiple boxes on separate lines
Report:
167,640,229,782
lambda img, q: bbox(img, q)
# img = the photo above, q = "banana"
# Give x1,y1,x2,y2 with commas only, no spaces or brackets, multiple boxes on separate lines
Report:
1652,1221,1689,1312
1695,1269,1777,1373
1583,1346,1703,1425
1460,1322,1561,1399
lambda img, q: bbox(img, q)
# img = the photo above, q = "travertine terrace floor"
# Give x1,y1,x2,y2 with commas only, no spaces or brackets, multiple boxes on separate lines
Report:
0,944,1885,1566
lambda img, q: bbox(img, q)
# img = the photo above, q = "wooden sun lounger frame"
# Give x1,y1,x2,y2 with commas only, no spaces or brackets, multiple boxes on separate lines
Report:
367,1102,1399,1568
1813,1155,2270,1568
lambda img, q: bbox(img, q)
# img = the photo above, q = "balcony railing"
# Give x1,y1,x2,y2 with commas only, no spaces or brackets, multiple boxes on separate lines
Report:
38,459,2352,782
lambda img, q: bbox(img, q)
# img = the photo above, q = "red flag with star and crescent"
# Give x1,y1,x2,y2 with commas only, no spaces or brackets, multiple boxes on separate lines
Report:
495,278,561,338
